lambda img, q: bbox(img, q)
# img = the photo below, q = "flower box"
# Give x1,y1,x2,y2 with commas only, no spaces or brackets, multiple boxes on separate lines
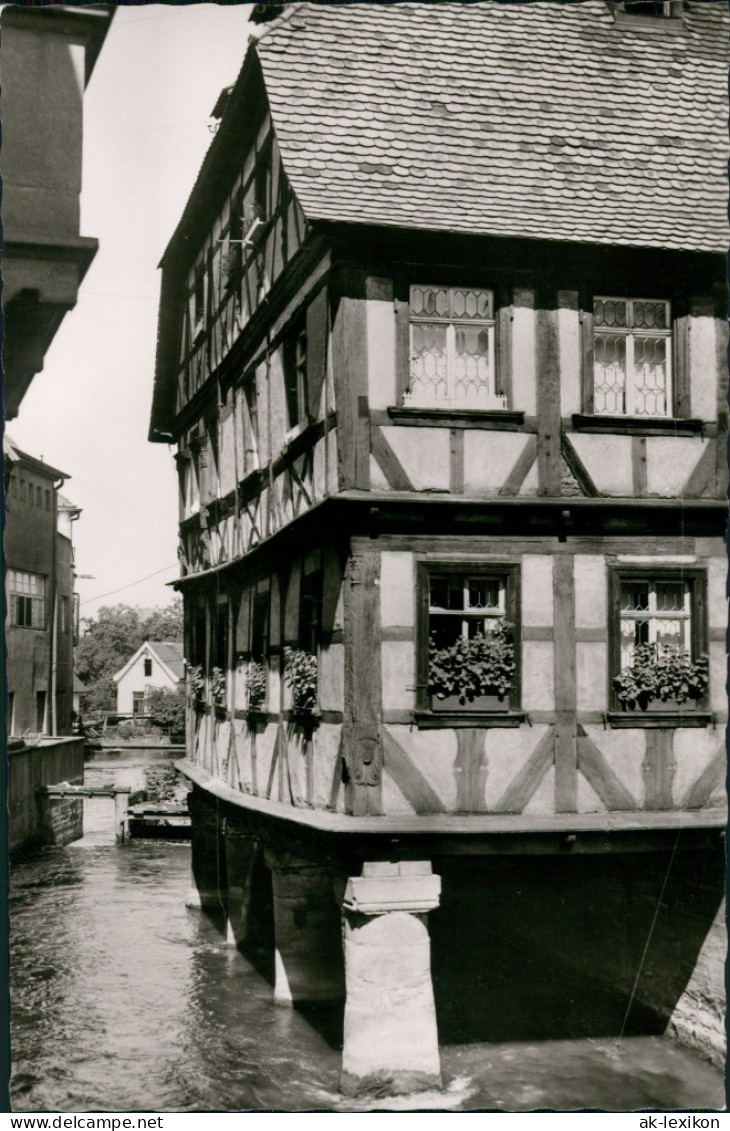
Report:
613,644,709,712
430,692,507,713
427,623,515,710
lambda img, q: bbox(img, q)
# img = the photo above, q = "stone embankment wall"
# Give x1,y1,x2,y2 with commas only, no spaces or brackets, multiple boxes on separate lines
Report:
9,737,85,854
668,902,726,1068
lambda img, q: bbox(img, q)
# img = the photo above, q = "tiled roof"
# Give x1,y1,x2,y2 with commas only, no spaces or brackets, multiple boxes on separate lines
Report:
149,641,185,681
253,0,729,253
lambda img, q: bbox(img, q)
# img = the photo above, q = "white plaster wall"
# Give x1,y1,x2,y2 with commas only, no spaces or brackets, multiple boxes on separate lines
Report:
218,409,237,496
518,460,539,496
522,765,554,815
511,304,537,414
386,427,450,491
311,723,342,809
381,641,415,711
385,725,456,811
569,434,633,495
708,641,726,714
581,725,645,805
574,555,607,629
689,317,720,421
557,306,581,415
707,556,727,631
367,296,396,409
484,727,549,808
522,641,554,710
319,642,344,712
521,555,553,626
576,775,607,813
645,437,709,497
369,454,390,492
463,431,533,494
576,643,607,712
380,552,415,627
673,728,722,805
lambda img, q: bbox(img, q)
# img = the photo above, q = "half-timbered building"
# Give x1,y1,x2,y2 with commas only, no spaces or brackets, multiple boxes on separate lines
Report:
150,0,728,1096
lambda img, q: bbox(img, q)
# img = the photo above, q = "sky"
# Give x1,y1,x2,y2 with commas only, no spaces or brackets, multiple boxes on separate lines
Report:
9,3,254,620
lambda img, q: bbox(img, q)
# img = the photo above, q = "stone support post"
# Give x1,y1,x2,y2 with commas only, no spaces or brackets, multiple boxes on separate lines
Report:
114,789,130,845
340,860,441,1098
265,849,345,1006
224,827,263,948
185,786,226,910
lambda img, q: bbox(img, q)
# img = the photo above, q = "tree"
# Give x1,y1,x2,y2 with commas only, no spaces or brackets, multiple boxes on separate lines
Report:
141,597,183,642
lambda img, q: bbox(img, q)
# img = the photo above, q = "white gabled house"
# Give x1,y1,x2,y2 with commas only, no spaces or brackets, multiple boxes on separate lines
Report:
113,640,185,716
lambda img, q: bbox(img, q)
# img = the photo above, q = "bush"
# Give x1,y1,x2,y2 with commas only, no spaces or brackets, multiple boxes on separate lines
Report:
145,686,187,731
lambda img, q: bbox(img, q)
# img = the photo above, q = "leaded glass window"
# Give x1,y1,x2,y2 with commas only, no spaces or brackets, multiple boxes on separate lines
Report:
593,297,672,417
619,578,691,668
428,573,506,649
406,286,505,411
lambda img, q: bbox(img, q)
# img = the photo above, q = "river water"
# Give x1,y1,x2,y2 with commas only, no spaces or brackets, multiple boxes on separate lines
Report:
8,756,726,1113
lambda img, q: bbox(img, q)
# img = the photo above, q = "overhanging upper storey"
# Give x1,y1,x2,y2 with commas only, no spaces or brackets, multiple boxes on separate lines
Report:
149,0,729,441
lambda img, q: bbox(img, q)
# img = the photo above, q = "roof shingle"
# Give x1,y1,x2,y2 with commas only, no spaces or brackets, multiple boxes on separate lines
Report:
253,0,729,253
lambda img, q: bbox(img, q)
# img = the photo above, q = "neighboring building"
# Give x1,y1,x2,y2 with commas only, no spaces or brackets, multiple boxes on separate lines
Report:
4,442,81,737
149,1,728,1096
112,641,185,716
1,3,114,419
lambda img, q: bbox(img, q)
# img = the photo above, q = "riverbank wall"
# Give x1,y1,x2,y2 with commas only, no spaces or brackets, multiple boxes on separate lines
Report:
9,736,85,854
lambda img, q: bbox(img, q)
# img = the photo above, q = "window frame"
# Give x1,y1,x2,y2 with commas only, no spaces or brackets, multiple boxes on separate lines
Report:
7,569,46,629
581,291,690,423
415,560,522,726
607,564,708,719
283,316,309,432
395,276,512,415
299,568,323,655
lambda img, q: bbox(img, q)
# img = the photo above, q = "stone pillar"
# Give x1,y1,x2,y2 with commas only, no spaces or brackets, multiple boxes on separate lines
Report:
340,860,441,1098
185,786,227,910
265,849,345,1006
224,826,264,948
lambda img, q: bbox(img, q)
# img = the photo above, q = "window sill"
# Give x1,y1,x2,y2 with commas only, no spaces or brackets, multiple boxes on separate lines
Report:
414,710,526,730
388,407,525,430
607,710,712,729
571,414,704,437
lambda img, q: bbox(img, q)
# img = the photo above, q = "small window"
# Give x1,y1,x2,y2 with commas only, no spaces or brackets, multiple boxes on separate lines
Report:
254,159,269,223
45,490,51,511
593,297,672,417
19,479,26,501
132,692,145,717
60,596,70,634
621,1,674,15
284,318,308,429
299,570,323,654
193,600,207,671
251,592,269,664
193,263,206,332
417,563,519,715
226,189,244,284
405,286,505,411
36,691,46,732
144,657,152,678
7,569,45,628
610,569,707,714
36,485,43,506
